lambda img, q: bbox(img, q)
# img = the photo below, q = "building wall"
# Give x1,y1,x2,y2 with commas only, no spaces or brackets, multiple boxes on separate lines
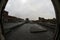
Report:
2,11,8,22
8,16,24,22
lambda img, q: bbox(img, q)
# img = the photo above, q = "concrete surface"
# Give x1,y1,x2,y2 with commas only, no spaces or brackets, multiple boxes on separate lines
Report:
6,23,54,40
3,22,25,34
3,22,24,29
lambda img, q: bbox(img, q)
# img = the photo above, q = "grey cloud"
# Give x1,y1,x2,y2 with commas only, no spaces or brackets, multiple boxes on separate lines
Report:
5,0,56,20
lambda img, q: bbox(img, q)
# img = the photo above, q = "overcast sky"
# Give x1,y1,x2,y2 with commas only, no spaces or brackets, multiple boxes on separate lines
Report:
5,0,56,20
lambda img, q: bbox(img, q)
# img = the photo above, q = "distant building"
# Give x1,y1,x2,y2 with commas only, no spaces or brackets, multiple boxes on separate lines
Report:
35,17,46,23
25,18,30,23
1,10,24,23
2,10,8,22
8,16,24,22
